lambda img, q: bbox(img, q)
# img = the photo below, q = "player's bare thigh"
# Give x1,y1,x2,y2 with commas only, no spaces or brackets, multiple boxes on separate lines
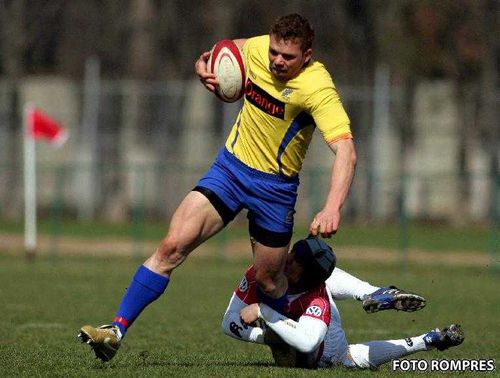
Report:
145,191,225,275
252,239,290,297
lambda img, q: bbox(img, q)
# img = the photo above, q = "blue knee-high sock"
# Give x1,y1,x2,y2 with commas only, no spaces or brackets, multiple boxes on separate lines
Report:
112,265,169,337
256,286,288,313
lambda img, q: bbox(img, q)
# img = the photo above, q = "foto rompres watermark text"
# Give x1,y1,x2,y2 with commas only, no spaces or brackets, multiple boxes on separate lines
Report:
392,359,495,372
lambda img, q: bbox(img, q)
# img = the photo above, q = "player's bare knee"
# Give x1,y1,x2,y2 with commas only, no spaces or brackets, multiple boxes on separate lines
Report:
154,235,189,272
254,269,277,295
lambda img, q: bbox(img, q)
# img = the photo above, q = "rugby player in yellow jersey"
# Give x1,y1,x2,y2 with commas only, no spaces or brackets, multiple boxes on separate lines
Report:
78,13,357,363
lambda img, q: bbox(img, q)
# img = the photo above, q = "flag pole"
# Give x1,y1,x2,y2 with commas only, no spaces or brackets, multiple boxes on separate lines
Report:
23,103,37,259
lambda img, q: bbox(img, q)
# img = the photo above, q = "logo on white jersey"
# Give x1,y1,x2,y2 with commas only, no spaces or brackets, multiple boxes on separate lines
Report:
305,305,322,317
239,277,248,292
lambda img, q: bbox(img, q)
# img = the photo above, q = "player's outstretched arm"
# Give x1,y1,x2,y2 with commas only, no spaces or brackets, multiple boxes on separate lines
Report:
247,303,327,354
309,138,356,238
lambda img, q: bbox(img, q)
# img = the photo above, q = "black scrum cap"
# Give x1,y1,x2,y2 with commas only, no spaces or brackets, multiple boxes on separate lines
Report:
291,236,336,289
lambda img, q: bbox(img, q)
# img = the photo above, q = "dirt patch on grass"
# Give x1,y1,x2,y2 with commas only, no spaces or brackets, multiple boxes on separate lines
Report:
1,233,495,268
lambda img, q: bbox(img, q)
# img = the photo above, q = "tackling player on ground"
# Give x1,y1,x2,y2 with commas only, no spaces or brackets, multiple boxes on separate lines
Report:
79,14,357,361
222,236,464,369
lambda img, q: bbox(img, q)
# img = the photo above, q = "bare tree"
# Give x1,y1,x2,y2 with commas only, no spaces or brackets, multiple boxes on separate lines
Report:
1,0,27,77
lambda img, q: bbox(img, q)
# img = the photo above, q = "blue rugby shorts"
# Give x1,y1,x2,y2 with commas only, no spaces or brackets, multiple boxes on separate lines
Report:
194,148,299,248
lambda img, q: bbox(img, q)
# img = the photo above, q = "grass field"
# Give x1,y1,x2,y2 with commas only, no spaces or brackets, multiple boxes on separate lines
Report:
1,247,499,377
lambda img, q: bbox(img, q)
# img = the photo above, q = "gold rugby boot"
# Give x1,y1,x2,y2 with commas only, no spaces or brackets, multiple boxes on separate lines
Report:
78,324,121,362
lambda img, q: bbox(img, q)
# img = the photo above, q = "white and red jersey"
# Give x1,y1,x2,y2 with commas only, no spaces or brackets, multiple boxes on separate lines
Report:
229,265,349,367
235,266,331,326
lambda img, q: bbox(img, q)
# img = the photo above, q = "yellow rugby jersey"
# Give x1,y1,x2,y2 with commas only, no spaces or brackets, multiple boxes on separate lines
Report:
224,35,352,177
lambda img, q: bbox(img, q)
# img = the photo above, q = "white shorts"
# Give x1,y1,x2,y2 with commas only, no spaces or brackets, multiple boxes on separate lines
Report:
317,291,353,368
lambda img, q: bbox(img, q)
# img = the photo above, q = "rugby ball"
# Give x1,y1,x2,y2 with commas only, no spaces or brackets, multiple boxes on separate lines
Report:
207,39,246,103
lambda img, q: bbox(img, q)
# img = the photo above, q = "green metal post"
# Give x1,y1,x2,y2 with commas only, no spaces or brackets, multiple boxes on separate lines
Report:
398,173,409,271
132,165,146,259
491,171,500,271
50,165,65,259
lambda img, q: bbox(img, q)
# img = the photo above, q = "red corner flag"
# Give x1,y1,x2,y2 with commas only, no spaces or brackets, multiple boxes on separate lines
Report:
28,108,68,147
23,105,69,257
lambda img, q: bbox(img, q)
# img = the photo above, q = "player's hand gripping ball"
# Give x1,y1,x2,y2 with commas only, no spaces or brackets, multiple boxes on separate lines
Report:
207,39,246,103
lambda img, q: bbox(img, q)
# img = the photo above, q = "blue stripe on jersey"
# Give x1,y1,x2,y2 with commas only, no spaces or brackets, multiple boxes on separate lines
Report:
276,112,315,175
230,117,242,150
